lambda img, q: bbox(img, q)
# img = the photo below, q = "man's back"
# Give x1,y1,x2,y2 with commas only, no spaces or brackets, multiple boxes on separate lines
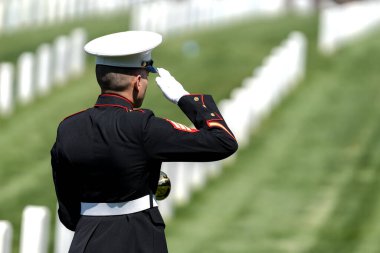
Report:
53,94,161,204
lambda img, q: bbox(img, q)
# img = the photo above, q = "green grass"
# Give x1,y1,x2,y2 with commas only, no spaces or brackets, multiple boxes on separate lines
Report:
4,10,380,253
164,23,380,253
0,11,132,63
0,13,315,252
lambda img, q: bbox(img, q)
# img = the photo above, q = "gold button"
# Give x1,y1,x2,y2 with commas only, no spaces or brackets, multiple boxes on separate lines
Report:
211,113,215,117
194,97,199,102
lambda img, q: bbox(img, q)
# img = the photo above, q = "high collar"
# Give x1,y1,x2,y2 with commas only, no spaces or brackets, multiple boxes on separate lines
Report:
95,93,134,111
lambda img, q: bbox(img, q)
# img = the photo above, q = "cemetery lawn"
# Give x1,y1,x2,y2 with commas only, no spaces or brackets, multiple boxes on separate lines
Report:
165,25,380,253
0,11,133,63
0,13,316,252
2,11,380,253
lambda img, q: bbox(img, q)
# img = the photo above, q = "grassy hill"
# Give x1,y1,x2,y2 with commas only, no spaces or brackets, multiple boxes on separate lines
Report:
0,12,316,252
0,11,133,63
165,21,380,253
6,11,379,253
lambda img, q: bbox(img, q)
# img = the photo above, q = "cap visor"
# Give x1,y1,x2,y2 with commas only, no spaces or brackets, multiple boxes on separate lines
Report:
146,66,158,73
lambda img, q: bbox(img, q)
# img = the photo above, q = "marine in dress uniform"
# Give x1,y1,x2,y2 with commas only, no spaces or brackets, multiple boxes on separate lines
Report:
51,31,238,253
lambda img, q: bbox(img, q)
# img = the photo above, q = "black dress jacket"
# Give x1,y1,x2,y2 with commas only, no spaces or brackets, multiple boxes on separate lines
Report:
51,93,238,231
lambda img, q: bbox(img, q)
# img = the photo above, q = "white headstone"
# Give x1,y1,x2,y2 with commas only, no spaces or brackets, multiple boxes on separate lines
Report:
35,0,48,26
129,3,140,30
20,206,50,253
230,86,253,145
69,28,87,76
53,36,69,85
0,221,12,253
152,1,168,34
47,0,58,24
189,162,206,191
5,0,22,32
0,63,14,116
171,162,191,206
87,0,96,14
218,99,237,136
318,7,339,54
36,43,52,95
281,40,297,87
289,31,307,82
20,0,32,26
293,0,313,15
0,0,4,34
206,161,222,178
17,52,35,104
76,0,87,17
85,0,95,17
56,0,68,22
54,214,74,253
248,73,269,122
66,0,76,19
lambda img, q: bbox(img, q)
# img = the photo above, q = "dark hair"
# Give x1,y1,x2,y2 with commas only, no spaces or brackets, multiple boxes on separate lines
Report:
95,65,143,91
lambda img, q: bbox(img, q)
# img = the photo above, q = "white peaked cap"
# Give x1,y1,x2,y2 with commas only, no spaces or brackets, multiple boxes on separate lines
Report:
84,31,162,71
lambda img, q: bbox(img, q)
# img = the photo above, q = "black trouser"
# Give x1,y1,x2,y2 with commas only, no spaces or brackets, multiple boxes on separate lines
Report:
69,207,168,253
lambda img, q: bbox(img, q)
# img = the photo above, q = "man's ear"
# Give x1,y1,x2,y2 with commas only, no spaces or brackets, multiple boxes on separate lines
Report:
133,75,142,91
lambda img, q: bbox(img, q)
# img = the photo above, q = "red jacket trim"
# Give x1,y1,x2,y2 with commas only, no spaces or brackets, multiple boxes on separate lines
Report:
63,109,88,121
95,104,130,111
165,119,199,133
207,121,236,140
100,93,134,107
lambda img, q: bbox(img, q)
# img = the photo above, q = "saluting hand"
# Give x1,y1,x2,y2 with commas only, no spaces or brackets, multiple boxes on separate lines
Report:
155,68,189,104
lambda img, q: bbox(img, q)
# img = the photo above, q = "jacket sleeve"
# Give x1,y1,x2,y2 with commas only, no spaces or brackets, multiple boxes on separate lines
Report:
143,94,238,161
51,140,81,231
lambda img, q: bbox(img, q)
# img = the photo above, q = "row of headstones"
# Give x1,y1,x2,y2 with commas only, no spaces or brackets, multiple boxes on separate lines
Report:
318,0,380,54
0,206,49,253
159,30,307,219
0,205,82,253
0,30,307,253
130,0,314,34
0,0,148,34
220,31,307,148
0,28,87,117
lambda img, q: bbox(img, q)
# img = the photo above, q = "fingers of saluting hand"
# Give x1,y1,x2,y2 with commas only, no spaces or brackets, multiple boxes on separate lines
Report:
157,68,172,78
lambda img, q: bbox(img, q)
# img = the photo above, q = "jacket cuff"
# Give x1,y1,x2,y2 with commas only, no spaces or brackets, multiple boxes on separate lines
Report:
178,94,220,125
